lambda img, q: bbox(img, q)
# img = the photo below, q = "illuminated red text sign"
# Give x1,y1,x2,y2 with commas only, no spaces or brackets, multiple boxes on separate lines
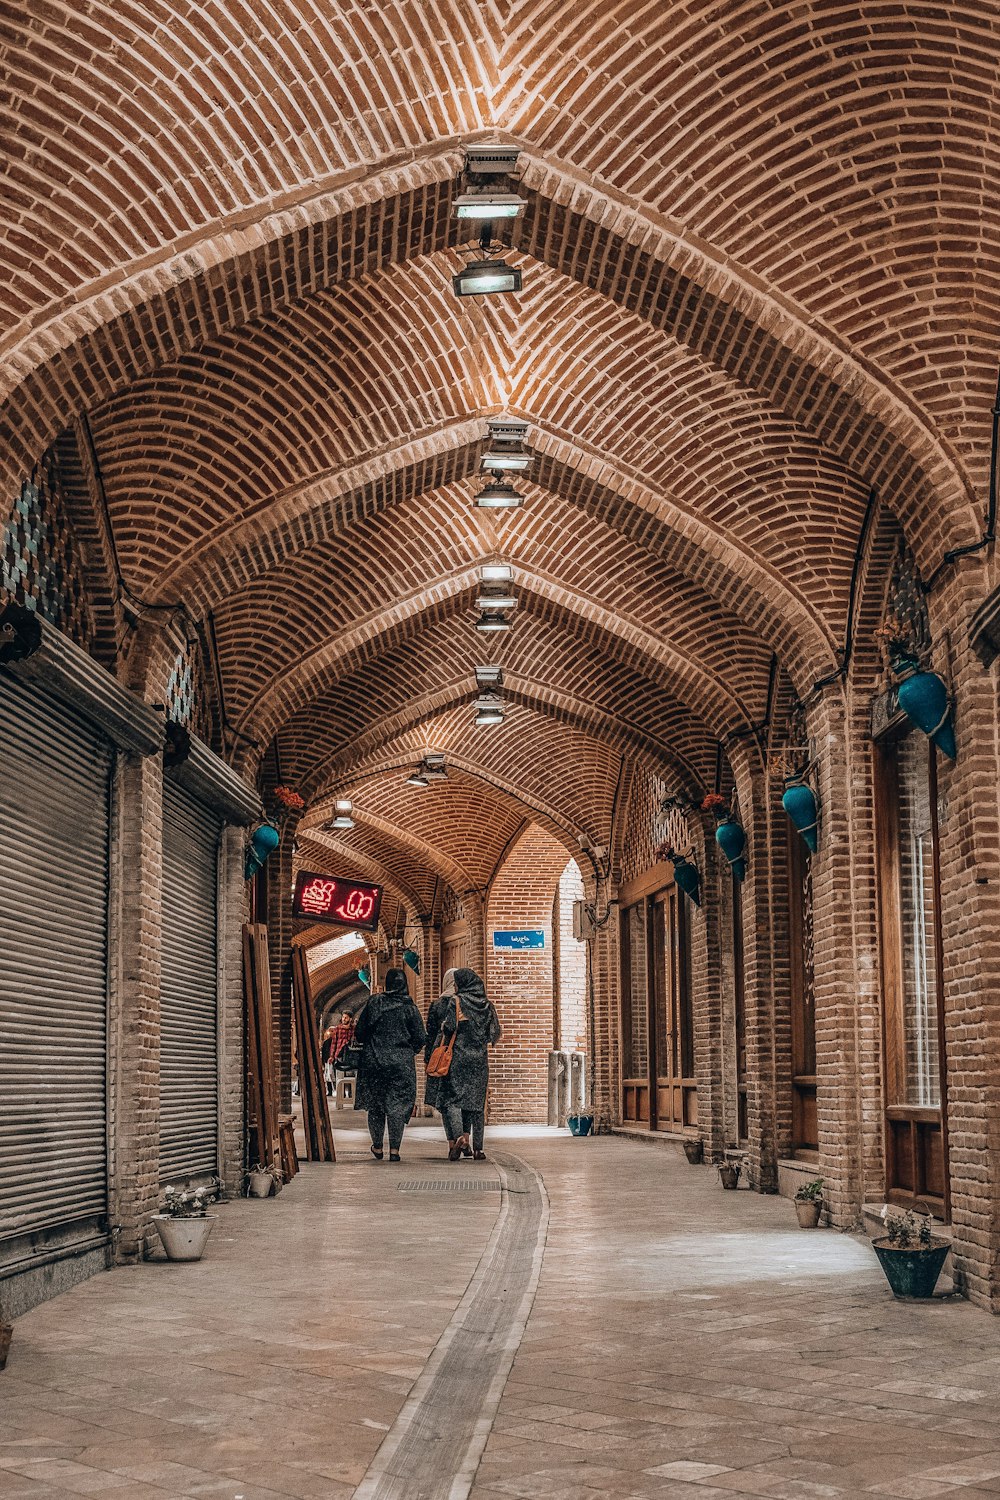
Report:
291,871,383,931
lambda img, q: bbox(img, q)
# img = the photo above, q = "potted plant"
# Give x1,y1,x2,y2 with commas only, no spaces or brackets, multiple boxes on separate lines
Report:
718,1159,741,1190
702,794,747,881
872,1206,950,1299
248,1162,282,1198
682,1138,704,1164
654,842,702,907
152,1181,220,1262
875,616,956,760
794,1177,824,1227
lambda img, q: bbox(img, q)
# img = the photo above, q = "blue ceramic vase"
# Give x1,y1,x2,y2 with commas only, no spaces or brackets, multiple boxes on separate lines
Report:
715,817,747,881
244,821,280,879
782,776,818,854
671,852,702,906
895,658,956,760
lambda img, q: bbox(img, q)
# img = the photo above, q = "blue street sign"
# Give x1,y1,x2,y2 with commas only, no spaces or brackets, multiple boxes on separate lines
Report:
492,929,546,951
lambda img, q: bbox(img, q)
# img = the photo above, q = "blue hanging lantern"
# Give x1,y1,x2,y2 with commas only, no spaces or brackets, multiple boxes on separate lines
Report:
670,851,702,907
244,821,280,880
715,817,747,882
402,947,420,974
782,774,819,854
357,966,371,989
894,655,956,760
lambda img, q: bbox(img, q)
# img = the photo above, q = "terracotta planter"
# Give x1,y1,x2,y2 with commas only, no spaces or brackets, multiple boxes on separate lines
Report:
152,1215,216,1262
873,1240,949,1299
682,1139,704,1165
249,1172,274,1198
795,1198,822,1228
718,1163,741,1190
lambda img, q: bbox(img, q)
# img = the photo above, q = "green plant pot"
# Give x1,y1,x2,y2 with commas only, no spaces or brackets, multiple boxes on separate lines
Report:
873,1240,949,1299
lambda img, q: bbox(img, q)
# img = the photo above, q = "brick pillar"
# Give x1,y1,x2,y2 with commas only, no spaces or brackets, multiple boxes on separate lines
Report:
107,750,162,1262
808,691,865,1227
266,819,298,1113
688,818,726,1163
739,765,785,1192
930,571,1000,1307
589,875,620,1128
218,824,248,1193
464,890,487,975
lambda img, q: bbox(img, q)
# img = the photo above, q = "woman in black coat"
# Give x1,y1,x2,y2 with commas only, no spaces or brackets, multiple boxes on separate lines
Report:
425,967,501,1161
354,969,427,1161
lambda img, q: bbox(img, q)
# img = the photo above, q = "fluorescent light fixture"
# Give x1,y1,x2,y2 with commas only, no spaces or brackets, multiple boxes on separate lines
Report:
481,445,532,471
453,191,526,220
464,144,522,176
474,478,523,509
481,564,512,583
330,795,355,829
406,771,429,787
475,592,516,610
475,614,511,633
476,707,505,726
425,752,446,767
475,665,503,686
452,259,522,297
487,418,529,442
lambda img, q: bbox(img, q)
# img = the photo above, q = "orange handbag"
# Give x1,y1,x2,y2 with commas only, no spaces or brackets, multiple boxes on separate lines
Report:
426,996,464,1078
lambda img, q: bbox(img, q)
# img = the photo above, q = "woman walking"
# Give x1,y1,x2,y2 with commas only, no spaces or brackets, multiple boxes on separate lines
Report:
425,967,501,1161
354,969,426,1161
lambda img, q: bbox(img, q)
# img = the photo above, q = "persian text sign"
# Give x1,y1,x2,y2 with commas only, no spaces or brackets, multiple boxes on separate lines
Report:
292,871,383,931
492,929,545,951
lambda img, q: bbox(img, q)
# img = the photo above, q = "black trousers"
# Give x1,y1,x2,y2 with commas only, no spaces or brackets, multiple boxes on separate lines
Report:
367,1104,408,1152
441,1102,485,1152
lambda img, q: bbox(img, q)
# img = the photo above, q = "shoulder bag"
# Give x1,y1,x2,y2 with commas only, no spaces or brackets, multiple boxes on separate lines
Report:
426,996,464,1079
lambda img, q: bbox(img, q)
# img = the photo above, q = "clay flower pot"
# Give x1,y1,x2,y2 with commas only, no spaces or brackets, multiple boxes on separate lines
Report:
873,1240,949,1299
782,774,819,854
715,818,747,881
894,657,956,760
152,1215,216,1262
248,1171,274,1198
682,1138,704,1165
718,1162,741,1190
795,1198,822,1228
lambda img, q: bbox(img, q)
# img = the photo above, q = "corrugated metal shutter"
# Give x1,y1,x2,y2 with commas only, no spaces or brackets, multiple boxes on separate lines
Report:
159,777,221,1181
0,673,111,1256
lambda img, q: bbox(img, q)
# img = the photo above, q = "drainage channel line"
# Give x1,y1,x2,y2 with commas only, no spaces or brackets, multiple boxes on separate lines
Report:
351,1150,549,1500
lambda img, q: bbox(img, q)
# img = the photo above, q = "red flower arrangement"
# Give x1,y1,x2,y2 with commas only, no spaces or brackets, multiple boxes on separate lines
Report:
272,785,305,811
700,793,726,813
654,840,676,863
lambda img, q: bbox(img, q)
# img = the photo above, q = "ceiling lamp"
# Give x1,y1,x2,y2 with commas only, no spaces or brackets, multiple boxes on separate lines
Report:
462,144,522,176
475,695,505,726
452,258,522,298
482,417,532,471
330,797,355,830
475,665,504,688
453,191,526,220
481,563,512,583
475,591,516,610
423,752,448,781
475,477,523,509
475,613,512,633
406,770,429,787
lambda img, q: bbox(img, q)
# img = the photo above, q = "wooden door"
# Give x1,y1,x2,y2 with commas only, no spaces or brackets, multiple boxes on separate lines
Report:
653,889,697,1131
875,728,949,1219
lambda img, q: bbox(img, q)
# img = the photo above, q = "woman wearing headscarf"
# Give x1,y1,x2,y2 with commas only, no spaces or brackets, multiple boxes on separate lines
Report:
425,967,502,1161
354,969,427,1161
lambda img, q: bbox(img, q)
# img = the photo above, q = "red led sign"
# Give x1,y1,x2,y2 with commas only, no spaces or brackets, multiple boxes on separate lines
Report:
291,871,383,931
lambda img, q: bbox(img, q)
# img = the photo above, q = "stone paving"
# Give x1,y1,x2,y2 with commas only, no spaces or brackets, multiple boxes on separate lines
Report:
3,1124,1000,1500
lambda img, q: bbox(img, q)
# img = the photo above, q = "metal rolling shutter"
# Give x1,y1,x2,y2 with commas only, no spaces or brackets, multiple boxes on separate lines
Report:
159,778,221,1181
0,673,111,1257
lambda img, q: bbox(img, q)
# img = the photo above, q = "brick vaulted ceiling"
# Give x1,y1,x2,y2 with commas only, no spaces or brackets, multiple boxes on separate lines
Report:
3,3,997,923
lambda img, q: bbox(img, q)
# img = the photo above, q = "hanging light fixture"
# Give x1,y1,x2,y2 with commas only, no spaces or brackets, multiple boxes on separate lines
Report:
330,797,355,830
453,190,526,220
474,477,523,508
475,664,504,688
475,694,505,726
475,590,517,610
480,563,512,583
475,613,512,633
423,752,448,781
406,770,429,787
452,259,522,297
482,417,533,471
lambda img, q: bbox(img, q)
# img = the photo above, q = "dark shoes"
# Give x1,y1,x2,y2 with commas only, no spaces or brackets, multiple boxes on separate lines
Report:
474,1150,487,1161
389,1152,401,1162
370,1145,384,1160
448,1140,462,1161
